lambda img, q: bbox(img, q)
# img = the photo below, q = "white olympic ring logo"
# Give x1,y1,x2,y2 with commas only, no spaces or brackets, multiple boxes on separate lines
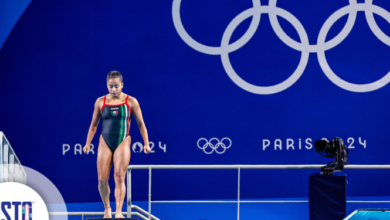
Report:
197,138,232,154
173,0,390,94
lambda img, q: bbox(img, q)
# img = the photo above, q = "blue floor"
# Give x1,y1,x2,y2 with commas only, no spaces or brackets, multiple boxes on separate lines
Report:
51,196,390,220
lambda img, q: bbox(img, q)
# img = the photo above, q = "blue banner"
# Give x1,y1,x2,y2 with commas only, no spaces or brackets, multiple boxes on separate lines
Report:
1,0,390,203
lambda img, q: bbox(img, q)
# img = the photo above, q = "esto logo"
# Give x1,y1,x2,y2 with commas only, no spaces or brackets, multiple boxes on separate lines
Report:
1,202,32,220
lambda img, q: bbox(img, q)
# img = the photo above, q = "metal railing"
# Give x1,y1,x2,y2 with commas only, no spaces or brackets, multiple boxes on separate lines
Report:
49,205,159,220
127,164,390,220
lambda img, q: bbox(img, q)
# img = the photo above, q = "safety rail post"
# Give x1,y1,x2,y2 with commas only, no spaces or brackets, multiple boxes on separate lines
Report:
237,167,241,220
127,168,132,218
149,167,152,220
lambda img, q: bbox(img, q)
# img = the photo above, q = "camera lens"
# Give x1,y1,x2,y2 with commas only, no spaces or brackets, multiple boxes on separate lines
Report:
315,140,328,153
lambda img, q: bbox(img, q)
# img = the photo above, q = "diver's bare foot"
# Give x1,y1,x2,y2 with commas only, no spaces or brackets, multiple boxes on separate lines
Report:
103,207,112,218
115,213,125,218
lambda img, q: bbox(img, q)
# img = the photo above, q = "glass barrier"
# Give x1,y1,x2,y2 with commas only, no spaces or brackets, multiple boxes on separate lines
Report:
0,131,26,184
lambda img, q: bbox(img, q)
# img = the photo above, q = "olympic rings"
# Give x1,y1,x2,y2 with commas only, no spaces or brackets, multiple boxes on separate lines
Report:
197,138,232,154
173,0,390,94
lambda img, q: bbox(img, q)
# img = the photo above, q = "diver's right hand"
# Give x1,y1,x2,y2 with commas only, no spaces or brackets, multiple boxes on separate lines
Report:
83,144,91,153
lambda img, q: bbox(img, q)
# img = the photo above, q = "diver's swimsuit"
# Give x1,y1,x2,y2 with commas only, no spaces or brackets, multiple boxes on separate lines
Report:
101,95,132,152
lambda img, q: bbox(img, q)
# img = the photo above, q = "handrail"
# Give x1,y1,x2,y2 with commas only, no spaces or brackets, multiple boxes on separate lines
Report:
127,164,390,220
49,210,151,220
132,205,160,220
150,200,390,203
127,164,390,169
150,200,308,203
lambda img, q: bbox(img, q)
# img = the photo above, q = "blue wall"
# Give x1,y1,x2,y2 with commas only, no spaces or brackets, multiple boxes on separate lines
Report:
1,0,390,203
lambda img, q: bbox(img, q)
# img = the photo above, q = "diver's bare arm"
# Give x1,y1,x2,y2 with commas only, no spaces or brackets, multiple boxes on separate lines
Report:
85,98,102,147
129,98,150,151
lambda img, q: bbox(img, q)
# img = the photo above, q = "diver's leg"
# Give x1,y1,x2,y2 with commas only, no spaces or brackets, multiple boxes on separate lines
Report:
97,135,113,218
113,136,131,218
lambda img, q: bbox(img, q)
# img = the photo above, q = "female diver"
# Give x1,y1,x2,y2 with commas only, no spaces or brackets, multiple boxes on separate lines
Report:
83,70,151,218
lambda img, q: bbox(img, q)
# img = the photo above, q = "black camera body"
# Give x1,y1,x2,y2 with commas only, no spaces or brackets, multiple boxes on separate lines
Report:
315,137,349,175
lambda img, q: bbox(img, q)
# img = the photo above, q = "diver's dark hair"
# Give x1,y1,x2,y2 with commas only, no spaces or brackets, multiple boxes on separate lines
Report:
107,70,123,82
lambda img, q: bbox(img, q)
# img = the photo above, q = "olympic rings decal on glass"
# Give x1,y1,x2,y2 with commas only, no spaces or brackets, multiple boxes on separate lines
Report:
172,0,390,94
197,138,232,154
